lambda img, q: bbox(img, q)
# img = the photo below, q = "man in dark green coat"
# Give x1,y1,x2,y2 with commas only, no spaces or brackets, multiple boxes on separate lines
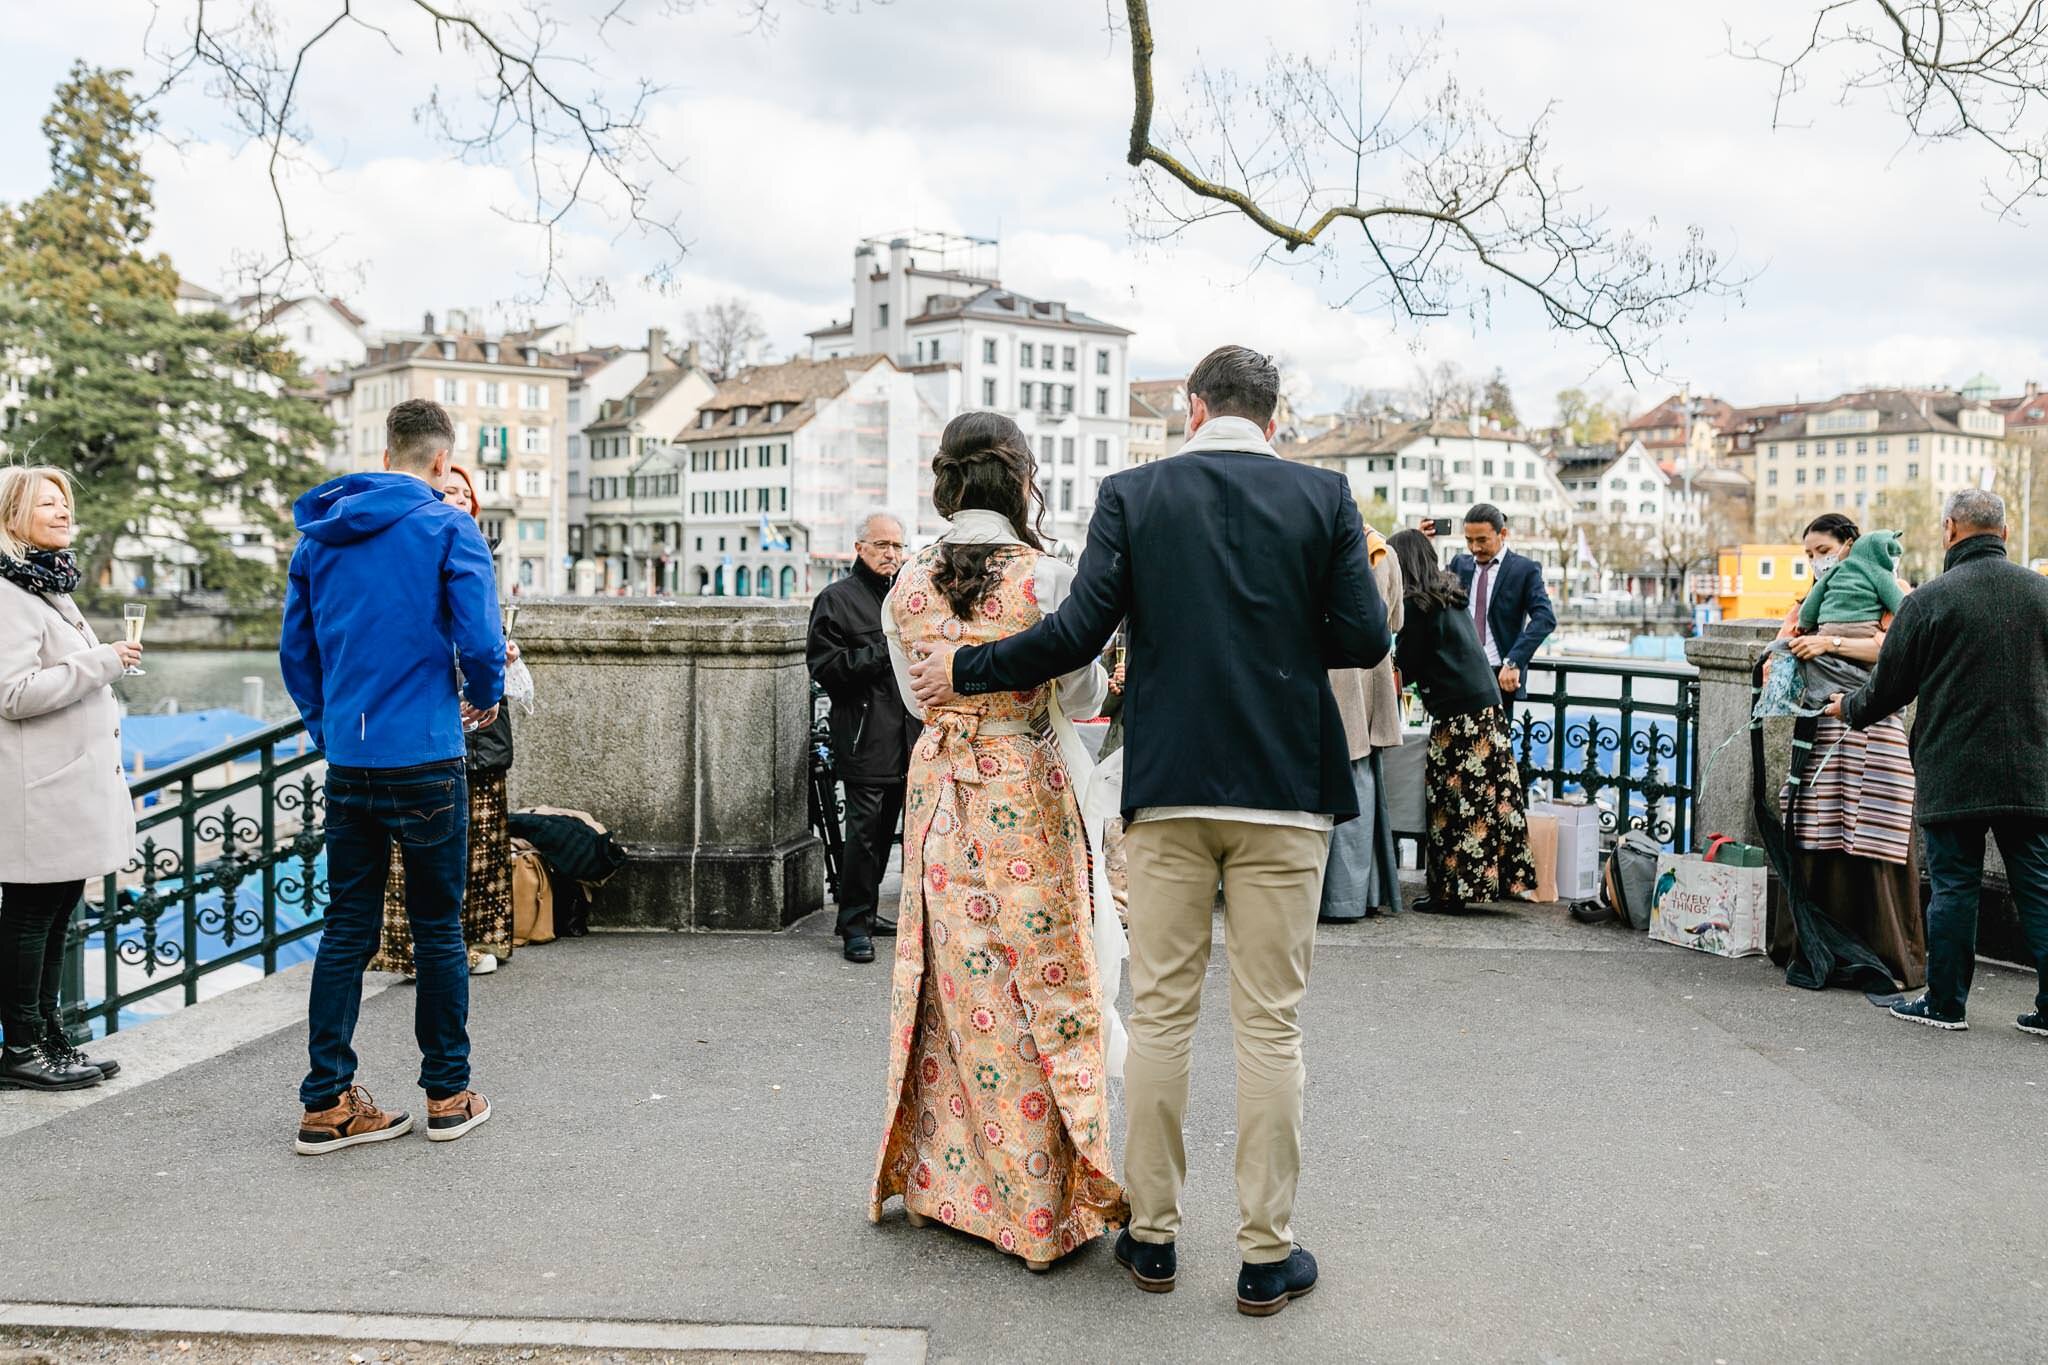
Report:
1830,488,2048,1036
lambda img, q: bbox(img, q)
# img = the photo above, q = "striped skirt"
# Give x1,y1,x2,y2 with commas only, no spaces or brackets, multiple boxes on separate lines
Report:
1785,712,1915,867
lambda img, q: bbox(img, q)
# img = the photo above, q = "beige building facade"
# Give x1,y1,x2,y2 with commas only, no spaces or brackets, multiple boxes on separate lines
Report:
327,330,574,593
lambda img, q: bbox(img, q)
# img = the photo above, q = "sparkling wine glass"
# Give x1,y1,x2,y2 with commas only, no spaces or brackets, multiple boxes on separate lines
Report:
121,603,147,677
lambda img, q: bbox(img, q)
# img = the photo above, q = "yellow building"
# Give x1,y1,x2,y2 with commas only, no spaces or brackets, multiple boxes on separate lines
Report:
1701,544,1811,623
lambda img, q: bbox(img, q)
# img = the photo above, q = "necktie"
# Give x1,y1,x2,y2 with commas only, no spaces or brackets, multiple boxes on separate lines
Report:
1474,562,1492,652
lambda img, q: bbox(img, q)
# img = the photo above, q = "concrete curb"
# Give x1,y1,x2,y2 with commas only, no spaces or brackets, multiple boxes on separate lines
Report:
0,1303,927,1364
0,963,401,1142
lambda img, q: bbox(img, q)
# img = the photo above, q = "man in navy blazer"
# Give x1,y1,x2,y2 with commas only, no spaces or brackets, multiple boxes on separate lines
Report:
909,346,1387,1316
1448,503,1555,716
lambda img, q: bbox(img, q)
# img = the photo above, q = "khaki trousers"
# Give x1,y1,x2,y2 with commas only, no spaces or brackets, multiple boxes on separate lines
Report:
1122,817,1328,1263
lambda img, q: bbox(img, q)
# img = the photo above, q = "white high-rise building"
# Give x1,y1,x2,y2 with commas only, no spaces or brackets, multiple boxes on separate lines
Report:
807,233,1133,550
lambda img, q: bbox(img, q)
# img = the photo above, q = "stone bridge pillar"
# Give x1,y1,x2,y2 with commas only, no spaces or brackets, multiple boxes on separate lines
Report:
506,599,823,931
1683,621,1787,845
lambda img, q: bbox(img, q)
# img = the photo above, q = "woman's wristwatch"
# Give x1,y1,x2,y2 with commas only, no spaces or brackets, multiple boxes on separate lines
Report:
1829,636,1844,652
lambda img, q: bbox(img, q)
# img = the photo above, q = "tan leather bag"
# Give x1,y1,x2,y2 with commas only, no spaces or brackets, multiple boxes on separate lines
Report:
510,836,556,946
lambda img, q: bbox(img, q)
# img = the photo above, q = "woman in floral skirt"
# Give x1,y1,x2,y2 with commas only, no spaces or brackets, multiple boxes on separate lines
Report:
868,412,1128,1272
1388,529,1536,913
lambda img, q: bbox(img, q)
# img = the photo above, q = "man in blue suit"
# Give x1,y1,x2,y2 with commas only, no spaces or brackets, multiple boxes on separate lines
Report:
1449,503,1555,717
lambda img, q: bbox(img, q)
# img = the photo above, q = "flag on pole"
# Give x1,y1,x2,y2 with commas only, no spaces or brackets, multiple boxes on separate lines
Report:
1575,527,1598,568
1980,464,1999,492
759,512,791,551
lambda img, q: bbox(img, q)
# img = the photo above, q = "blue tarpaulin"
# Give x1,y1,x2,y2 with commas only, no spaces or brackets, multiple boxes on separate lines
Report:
121,709,297,774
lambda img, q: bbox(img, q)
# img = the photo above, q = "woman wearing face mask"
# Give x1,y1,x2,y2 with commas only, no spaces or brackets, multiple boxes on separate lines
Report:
0,467,138,1090
1773,512,1924,991
369,465,520,979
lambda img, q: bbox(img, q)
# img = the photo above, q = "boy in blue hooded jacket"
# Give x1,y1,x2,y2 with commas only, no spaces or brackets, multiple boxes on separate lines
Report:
280,398,505,1154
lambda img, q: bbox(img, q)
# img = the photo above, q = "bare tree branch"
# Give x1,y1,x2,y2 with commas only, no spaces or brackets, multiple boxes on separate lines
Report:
1733,1,2048,215
1122,0,1738,382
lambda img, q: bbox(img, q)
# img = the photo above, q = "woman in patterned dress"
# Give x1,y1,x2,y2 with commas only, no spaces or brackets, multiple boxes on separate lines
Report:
1388,529,1536,912
868,412,1129,1271
369,466,517,978
1771,513,1925,990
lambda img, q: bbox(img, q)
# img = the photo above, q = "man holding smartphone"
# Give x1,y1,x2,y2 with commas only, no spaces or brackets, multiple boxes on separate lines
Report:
1447,504,1555,718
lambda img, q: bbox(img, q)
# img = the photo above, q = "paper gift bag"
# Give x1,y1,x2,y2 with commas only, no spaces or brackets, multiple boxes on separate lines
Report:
1527,812,1559,903
1530,801,1601,900
1649,852,1767,958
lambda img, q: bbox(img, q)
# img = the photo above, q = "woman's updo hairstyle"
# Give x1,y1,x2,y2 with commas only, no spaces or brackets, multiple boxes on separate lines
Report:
929,411,1048,619
1803,512,1860,547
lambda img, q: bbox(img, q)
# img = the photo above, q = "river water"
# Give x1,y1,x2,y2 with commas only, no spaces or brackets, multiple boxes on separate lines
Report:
118,649,295,720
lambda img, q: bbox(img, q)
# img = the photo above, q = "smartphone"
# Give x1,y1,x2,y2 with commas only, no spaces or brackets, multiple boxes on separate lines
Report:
1418,517,1439,538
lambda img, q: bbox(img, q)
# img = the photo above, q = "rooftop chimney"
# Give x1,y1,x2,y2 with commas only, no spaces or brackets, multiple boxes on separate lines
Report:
423,310,435,334
647,326,672,372
683,340,702,373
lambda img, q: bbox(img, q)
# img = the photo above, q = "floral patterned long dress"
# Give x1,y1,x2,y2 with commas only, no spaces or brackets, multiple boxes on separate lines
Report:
868,545,1128,1264
1425,706,1537,905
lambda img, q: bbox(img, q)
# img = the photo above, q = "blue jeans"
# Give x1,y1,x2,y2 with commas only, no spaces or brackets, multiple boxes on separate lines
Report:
1920,819,2048,1019
301,760,471,1107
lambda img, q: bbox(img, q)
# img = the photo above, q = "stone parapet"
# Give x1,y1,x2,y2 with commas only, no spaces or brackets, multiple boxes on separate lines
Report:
1684,621,1785,846
505,599,823,931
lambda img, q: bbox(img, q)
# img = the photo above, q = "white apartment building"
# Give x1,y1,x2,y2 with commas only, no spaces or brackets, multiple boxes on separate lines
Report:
1751,388,2009,539
679,355,939,597
326,327,574,592
1554,438,1705,532
580,333,716,594
1290,416,1574,582
233,295,369,374
807,233,1133,549
564,344,650,578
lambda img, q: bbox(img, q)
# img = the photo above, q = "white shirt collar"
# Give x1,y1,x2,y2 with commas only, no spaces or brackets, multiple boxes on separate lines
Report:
939,508,1026,547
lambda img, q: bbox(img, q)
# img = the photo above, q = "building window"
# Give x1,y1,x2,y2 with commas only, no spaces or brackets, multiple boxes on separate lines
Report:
1877,465,1890,483
1908,437,1921,453
1758,559,1775,579
518,518,546,542
1095,351,1109,376
1021,342,1035,368
519,469,544,497
1040,435,1054,463
1020,382,1033,409
521,426,547,454
1769,444,1780,458
437,378,463,404
1795,469,1807,485
1482,460,1495,476
480,381,503,407
983,338,997,364
982,378,997,405
1856,439,1868,454
1062,347,1076,371
483,469,502,493
1041,349,1055,372
877,303,889,327
1095,388,1109,416
522,384,548,409
1061,437,1076,465
1094,438,1111,467
1061,385,1074,413
1855,465,1866,482
1059,479,1075,512
1766,469,1778,486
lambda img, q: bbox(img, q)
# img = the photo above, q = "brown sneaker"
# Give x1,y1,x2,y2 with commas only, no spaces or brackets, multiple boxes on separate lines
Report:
294,1086,412,1155
425,1089,491,1142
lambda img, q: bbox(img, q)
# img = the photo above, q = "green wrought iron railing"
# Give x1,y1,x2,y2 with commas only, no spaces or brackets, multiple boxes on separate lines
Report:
60,717,326,1038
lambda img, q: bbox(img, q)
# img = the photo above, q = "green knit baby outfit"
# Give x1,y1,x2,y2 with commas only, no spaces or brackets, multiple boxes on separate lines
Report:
1799,529,1905,630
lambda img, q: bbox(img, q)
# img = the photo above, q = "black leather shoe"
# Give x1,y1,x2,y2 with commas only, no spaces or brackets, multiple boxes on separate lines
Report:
842,934,876,964
1410,898,1468,916
0,1042,102,1091
1237,1246,1317,1317
45,1022,118,1080
1113,1230,1176,1293
869,918,899,937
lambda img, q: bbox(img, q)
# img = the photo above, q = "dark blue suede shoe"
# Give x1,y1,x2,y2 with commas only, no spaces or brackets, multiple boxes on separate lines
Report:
1113,1230,1176,1293
1237,1246,1317,1317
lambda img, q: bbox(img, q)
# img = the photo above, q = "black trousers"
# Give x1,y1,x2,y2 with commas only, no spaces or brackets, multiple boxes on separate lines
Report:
0,880,85,1049
838,782,905,938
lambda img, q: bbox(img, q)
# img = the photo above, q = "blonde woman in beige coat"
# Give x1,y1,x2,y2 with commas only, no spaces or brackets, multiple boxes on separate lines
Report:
0,468,138,1091
1319,521,1406,921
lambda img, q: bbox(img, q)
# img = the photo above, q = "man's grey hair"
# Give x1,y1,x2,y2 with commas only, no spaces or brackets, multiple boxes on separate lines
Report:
854,508,904,543
1944,487,2007,532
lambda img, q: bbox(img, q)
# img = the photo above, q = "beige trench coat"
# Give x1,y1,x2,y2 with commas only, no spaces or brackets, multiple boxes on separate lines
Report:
0,581,136,884
1329,527,1406,761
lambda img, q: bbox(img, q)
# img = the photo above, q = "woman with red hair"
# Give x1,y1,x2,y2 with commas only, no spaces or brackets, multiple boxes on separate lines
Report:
371,465,519,977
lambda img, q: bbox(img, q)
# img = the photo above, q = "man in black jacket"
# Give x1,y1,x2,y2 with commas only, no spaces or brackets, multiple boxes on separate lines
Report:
806,511,919,964
910,346,1388,1317
1831,488,2048,1037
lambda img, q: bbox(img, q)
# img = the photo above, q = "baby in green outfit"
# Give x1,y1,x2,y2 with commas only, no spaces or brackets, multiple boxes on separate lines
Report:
1799,529,1905,631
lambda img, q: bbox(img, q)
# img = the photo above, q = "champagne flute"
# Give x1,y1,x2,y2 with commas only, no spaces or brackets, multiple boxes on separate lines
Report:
502,602,520,640
121,603,147,677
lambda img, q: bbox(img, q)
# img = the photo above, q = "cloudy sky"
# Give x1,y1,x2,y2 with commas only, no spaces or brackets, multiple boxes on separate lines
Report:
5,0,2046,424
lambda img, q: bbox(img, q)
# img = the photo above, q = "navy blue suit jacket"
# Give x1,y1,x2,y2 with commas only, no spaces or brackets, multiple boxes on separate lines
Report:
1450,548,1556,681
949,447,1391,821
